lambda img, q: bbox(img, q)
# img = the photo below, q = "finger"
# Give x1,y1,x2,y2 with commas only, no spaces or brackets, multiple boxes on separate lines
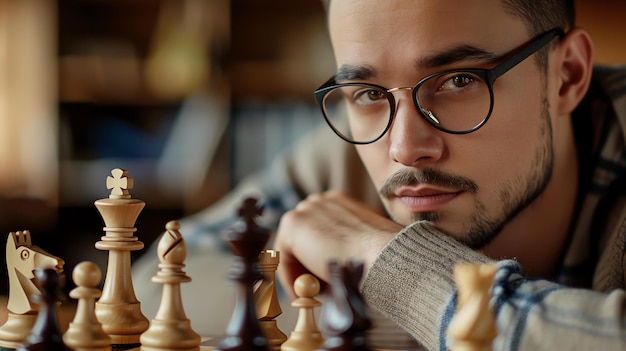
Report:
278,209,333,277
274,212,317,298
276,250,311,299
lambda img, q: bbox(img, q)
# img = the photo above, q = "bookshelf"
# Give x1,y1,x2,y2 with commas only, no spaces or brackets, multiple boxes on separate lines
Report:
57,0,231,212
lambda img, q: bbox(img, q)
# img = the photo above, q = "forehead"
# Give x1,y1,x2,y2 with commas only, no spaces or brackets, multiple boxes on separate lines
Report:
328,0,529,75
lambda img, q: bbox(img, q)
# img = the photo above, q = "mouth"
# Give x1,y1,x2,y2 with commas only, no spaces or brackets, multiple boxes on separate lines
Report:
394,187,462,212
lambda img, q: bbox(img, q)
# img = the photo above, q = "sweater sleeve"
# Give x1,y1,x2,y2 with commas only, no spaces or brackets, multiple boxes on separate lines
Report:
361,221,626,351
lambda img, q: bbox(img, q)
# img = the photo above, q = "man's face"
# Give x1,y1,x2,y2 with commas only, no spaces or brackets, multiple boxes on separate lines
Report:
328,0,555,248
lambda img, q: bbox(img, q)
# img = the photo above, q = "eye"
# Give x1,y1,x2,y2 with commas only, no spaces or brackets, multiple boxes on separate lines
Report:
20,249,30,260
441,74,476,90
353,89,386,104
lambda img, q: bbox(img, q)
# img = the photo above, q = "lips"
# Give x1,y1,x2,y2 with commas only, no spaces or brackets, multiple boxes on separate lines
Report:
395,187,461,212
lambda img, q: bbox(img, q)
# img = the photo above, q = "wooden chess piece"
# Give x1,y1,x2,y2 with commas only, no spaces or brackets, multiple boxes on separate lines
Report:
318,260,372,351
281,274,323,351
63,261,111,351
0,231,64,349
215,197,269,351
447,263,498,351
255,250,287,351
140,221,201,351
17,267,71,351
94,168,149,347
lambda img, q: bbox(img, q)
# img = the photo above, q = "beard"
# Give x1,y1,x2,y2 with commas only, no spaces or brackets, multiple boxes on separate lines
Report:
379,96,554,249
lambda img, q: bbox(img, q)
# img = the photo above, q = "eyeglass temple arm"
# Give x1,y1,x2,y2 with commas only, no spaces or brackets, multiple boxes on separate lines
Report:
490,28,565,81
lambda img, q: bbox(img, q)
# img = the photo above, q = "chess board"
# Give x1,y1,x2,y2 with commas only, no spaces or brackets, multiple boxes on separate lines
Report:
0,296,222,351
0,168,490,351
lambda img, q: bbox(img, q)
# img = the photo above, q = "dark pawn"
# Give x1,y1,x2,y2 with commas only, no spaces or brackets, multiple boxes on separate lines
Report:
318,260,373,351
18,267,72,351
215,197,269,351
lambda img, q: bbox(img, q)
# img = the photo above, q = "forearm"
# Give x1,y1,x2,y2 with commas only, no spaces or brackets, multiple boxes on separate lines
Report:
485,261,626,350
362,221,492,350
362,222,626,351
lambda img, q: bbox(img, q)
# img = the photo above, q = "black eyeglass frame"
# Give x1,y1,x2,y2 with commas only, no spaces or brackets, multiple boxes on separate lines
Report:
314,28,565,145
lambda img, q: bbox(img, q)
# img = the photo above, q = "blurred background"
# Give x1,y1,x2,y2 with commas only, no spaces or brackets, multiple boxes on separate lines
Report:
0,0,624,294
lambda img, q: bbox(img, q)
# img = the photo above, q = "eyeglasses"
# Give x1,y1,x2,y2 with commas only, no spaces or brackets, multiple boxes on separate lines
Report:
314,28,565,144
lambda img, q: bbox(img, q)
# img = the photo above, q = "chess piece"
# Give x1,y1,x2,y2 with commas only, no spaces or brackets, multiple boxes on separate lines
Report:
255,250,287,351
215,197,270,351
140,221,201,351
0,231,64,349
447,263,498,351
94,168,149,347
63,261,111,351
17,267,71,351
281,274,323,351
318,260,372,351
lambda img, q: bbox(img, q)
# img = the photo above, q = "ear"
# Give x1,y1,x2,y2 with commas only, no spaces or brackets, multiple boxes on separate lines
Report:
554,28,594,115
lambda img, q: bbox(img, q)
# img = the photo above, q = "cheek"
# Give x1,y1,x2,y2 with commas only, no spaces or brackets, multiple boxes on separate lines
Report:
474,67,545,154
460,85,547,195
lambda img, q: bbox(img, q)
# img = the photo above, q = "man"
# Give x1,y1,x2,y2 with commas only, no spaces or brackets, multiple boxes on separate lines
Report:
274,0,626,350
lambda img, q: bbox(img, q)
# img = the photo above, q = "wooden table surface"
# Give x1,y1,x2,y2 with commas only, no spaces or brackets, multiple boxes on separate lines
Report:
0,296,421,351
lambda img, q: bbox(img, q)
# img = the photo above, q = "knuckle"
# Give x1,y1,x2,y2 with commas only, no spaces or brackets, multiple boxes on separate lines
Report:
325,189,344,198
278,209,303,227
305,192,323,203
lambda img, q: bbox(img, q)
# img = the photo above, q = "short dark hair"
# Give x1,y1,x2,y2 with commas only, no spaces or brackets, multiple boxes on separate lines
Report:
503,0,575,36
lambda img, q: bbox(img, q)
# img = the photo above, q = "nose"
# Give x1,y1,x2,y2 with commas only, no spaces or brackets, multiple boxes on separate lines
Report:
388,92,444,167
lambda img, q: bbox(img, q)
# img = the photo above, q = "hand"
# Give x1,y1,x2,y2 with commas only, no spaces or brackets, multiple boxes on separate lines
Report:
274,190,403,297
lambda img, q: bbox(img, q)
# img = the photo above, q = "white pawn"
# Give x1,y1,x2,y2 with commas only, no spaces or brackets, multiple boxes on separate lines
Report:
281,274,324,351
140,221,201,351
63,261,111,351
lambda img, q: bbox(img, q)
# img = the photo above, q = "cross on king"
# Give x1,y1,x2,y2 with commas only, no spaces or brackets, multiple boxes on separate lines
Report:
106,168,134,199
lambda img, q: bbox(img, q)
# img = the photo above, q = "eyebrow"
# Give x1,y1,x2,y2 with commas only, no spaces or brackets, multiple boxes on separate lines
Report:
419,45,498,69
334,45,499,82
334,64,377,81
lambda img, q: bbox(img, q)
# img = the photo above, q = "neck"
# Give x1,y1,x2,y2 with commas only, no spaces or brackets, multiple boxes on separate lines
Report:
482,116,579,280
